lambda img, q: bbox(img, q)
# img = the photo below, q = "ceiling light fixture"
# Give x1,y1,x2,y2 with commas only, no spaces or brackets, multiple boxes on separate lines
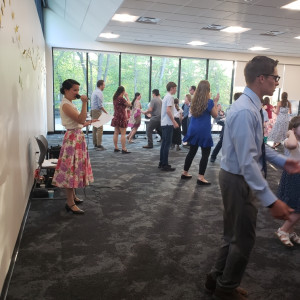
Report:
112,14,139,22
249,46,269,51
202,24,226,31
187,41,207,46
136,17,160,24
281,1,300,10
295,36,300,39
221,26,250,33
99,33,120,39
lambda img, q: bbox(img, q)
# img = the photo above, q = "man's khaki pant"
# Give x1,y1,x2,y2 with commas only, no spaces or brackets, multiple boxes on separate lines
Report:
91,109,103,146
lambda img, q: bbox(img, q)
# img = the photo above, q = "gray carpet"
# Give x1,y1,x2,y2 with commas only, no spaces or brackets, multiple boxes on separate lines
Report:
5,133,300,300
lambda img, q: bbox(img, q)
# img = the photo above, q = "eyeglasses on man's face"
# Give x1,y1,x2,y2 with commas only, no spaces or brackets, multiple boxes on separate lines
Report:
258,74,281,82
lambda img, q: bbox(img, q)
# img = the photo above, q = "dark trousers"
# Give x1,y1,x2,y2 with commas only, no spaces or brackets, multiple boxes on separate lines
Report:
172,118,182,145
182,117,188,136
183,144,211,175
160,125,173,166
211,169,258,289
146,118,162,146
211,125,225,159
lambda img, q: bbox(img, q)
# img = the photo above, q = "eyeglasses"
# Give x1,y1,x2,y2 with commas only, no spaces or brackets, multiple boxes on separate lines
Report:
258,74,281,82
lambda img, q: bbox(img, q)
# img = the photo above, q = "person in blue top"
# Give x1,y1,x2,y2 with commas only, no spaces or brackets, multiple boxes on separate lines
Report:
181,80,219,185
205,56,300,300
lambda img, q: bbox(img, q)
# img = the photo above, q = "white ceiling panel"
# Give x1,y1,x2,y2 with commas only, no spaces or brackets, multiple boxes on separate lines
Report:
47,0,300,57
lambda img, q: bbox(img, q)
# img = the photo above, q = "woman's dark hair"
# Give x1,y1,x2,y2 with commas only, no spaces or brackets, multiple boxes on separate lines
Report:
60,79,80,94
281,92,289,107
113,86,125,101
263,96,270,105
130,92,141,109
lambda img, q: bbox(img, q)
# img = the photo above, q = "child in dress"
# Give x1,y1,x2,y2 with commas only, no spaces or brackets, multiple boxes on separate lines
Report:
275,116,300,247
171,98,183,151
127,92,142,143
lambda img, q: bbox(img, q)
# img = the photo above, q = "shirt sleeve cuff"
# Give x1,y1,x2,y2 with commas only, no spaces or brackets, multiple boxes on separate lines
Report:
255,187,277,207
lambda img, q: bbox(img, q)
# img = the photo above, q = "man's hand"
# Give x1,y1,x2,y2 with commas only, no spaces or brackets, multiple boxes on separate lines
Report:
173,122,179,129
270,199,294,220
284,158,300,174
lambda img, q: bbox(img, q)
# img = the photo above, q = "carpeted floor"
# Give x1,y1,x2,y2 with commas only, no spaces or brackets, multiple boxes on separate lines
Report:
5,133,300,300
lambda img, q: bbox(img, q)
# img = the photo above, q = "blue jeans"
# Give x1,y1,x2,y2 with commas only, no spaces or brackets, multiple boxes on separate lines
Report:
160,125,173,166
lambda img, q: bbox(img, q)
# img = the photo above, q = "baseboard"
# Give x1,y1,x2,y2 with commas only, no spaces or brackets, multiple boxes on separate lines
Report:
0,200,31,300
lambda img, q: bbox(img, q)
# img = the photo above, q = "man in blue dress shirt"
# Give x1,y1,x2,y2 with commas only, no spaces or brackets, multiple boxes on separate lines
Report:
206,56,300,300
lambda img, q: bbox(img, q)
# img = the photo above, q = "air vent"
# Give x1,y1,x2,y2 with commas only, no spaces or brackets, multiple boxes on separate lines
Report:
202,24,226,31
260,31,285,36
136,17,160,24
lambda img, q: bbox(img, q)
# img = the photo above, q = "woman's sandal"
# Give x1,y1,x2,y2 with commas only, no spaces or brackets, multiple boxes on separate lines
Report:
289,232,300,245
275,228,294,247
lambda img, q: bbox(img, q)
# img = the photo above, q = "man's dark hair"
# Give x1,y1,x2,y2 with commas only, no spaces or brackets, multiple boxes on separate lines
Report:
166,82,177,91
190,85,196,91
233,92,242,101
97,80,104,88
244,56,278,84
152,89,159,96
289,116,300,130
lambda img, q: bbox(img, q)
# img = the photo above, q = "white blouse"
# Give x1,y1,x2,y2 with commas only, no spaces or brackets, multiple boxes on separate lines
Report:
60,97,83,130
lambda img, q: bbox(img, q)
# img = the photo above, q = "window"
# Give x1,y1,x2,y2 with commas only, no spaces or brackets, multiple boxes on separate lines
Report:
121,54,150,110
52,49,235,133
53,49,87,131
151,56,179,98
208,60,234,110
180,58,207,100
88,52,119,115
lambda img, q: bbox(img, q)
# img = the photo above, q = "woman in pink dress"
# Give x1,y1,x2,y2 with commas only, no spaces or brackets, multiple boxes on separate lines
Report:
127,92,142,143
52,79,94,215
111,86,132,153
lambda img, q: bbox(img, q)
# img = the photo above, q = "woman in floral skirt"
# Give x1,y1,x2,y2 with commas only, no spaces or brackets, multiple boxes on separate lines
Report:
52,79,94,214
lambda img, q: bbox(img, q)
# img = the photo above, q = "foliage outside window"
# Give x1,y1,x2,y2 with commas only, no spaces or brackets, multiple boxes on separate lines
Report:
180,58,207,101
121,54,150,110
52,49,234,132
53,50,87,131
151,56,179,99
88,52,119,115
208,60,233,111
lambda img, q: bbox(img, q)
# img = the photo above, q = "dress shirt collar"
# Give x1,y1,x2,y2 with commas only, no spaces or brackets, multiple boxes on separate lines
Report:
243,86,262,111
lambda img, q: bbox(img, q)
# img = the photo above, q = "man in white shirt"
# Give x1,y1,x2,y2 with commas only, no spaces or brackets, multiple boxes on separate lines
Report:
159,82,179,171
90,80,107,150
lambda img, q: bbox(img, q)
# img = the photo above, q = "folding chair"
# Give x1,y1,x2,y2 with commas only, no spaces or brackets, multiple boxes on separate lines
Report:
34,135,58,188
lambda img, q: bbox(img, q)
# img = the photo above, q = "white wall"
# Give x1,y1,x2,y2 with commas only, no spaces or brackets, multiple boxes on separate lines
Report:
0,0,46,293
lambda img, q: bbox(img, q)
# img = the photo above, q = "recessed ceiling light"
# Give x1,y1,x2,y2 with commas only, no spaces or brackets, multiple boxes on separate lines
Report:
187,41,207,46
249,46,269,51
281,1,300,10
112,14,139,22
295,36,300,39
221,26,250,33
99,33,120,39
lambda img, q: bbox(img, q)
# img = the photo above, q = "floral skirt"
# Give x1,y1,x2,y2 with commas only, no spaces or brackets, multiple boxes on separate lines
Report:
52,129,94,188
